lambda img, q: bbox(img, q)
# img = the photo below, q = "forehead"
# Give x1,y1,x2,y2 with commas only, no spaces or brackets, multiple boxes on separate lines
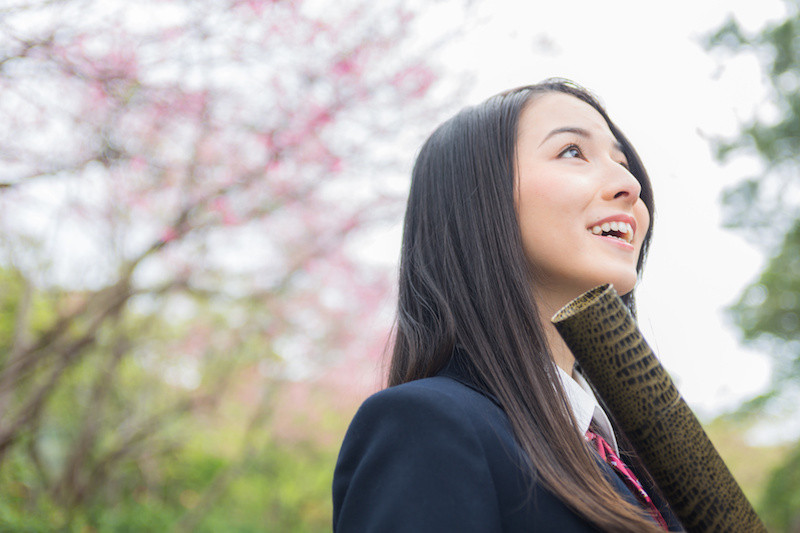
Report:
517,92,615,143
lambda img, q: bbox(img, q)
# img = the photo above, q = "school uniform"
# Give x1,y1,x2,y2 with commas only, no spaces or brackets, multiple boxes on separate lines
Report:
333,356,684,532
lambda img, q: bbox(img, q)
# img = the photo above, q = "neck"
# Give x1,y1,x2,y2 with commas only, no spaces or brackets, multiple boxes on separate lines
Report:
535,288,577,378
544,323,576,378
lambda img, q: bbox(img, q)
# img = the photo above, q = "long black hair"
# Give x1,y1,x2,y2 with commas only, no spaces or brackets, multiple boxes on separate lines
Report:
389,79,661,531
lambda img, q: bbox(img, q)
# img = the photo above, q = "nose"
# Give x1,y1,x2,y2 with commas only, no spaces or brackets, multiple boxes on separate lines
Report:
601,162,641,204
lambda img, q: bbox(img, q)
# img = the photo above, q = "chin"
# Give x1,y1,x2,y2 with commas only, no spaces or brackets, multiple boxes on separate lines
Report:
610,278,637,296
596,272,638,297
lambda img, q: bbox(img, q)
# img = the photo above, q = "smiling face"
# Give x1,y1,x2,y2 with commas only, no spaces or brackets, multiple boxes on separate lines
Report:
515,92,650,307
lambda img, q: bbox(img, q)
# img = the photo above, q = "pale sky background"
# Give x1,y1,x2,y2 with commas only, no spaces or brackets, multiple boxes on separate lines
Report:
355,0,798,439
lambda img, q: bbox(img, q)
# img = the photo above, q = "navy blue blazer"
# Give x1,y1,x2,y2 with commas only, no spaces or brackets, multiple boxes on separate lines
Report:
332,361,684,531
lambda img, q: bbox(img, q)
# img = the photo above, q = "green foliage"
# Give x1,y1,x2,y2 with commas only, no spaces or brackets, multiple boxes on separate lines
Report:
705,416,792,508
729,220,800,391
763,14,800,78
705,3,800,529
705,4,800,236
760,440,800,532
198,442,336,533
0,266,349,531
0,386,345,532
705,16,749,50
735,220,800,342
705,0,800,402
0,269,56,358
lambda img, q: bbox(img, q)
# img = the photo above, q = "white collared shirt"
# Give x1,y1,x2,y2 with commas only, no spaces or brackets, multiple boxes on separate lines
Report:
556,365,619,454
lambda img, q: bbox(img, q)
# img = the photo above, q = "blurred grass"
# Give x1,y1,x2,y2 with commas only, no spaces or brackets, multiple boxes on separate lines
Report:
705,416,797,531
0,380,351,532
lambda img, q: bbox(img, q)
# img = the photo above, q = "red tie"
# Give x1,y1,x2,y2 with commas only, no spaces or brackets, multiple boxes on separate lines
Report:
585,429,669,530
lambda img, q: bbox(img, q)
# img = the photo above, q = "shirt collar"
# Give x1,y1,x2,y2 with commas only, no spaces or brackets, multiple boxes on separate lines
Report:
556,365,619,454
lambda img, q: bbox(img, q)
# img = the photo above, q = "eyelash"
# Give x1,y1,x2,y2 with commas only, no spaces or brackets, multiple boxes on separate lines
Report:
558,144,585,160
558,143,630,170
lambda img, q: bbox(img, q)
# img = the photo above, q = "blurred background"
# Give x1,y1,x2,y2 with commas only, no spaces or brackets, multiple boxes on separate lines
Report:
1,0,799,531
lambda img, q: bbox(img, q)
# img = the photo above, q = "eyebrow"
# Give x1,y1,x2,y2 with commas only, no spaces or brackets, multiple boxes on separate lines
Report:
538,126,625,154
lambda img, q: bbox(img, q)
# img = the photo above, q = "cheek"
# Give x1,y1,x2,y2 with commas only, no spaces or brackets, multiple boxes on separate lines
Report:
518,173,574,217
516,183,564,251
634,202,651,248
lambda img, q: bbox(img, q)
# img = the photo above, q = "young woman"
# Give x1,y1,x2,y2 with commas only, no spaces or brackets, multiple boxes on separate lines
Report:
332,80,683,532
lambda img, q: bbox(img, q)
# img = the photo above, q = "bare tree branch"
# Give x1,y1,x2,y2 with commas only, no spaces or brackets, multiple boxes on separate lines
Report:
0,333,95,462
53,328,129,507
0,273,131,400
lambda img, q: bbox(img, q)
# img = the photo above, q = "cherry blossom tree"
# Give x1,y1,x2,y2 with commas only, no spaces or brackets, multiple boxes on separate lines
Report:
0,0,454,527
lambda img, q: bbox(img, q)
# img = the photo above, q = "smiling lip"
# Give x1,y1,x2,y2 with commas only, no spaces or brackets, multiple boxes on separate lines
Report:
587,214,636,248
597,234,634,250
589,214,637,235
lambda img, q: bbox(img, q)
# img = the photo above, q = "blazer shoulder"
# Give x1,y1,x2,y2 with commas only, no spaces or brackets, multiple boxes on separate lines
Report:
356,376,513,445
332,376,506,532
333,376,618,533
362,375,497,413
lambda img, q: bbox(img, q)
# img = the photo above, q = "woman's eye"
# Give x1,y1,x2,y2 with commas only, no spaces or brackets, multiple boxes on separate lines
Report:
559,145,583,160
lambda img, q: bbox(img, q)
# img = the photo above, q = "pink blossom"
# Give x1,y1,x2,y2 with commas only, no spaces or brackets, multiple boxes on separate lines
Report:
331,56,359,77
340,216,358,233
0,0,448,516
177,91,208,115
160,227,179,243
162,27,185,41
210,197,240,226
129,156,147,171
246,0,266,15
308,107,332,129
275,127,305,148
88,82,108,106
257,133,275,150
210,197,227,212
265,159,281,173
391,65,436,98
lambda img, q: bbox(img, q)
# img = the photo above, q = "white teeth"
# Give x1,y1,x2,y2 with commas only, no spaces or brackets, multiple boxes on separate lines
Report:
623,224,632,243
589,221,635,244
